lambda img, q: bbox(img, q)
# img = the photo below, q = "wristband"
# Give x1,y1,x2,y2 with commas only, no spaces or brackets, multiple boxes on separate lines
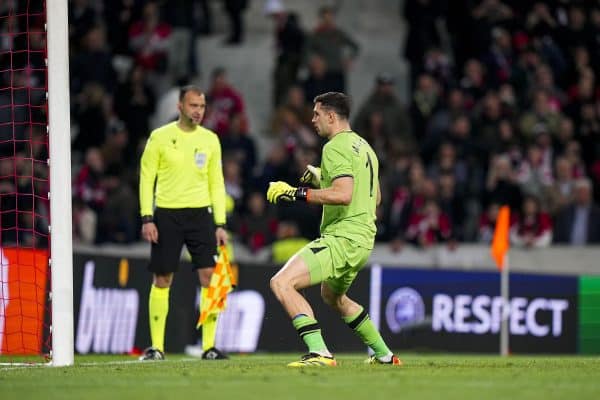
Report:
215,223,227,229
295,187,309,202
141,215,153,224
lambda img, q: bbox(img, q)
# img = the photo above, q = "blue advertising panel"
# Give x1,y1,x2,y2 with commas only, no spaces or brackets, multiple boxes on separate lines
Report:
373,267,578,353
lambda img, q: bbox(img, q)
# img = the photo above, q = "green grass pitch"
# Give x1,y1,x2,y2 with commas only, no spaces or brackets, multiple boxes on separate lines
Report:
1,354,599,400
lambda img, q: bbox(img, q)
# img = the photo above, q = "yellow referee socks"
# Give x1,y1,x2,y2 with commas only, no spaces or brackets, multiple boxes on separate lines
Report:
149,285,170,352
201,287,218,350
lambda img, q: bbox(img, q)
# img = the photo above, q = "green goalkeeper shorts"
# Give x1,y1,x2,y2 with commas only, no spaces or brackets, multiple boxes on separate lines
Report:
298,235,371,294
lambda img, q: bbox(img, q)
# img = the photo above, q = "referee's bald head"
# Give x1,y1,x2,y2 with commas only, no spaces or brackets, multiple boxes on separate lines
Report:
179,85,204,101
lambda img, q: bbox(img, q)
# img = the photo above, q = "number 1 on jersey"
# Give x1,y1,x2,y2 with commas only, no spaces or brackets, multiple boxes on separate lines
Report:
366,152,374,197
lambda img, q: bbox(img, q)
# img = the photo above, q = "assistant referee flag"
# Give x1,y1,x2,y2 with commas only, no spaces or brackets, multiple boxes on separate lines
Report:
491,205,510,271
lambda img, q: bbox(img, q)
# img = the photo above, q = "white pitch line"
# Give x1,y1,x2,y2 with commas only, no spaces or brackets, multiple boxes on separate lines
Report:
79,357,202,366
0,357,202,370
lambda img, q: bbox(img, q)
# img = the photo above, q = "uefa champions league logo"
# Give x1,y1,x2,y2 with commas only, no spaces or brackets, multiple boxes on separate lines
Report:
385,287,425,333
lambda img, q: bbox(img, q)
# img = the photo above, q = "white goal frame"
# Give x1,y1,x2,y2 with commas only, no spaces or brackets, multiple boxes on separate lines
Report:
47,0,74,367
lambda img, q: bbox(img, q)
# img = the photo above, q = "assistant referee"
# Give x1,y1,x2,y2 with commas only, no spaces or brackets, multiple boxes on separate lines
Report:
138,85,229,361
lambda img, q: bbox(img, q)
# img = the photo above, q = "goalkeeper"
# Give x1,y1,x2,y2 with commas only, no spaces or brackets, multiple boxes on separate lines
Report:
267,92,402,367
138,85,229,361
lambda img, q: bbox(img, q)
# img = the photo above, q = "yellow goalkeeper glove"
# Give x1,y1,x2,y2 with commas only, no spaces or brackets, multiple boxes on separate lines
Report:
267,181,309,204
299,165,321,187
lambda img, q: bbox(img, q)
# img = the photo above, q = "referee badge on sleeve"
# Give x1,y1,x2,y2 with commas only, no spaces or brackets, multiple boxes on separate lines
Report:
194,151,207,168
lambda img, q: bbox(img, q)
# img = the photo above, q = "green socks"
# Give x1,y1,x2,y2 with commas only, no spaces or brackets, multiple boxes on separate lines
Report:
343,307,392,358
292,314,330,356
149,285,170,352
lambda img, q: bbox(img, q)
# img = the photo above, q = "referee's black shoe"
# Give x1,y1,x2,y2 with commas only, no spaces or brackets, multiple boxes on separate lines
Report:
201,347,229,360
139,347,165,361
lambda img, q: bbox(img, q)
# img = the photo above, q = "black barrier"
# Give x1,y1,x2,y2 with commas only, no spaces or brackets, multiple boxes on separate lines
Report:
73,255,198,354
72,254,579,354
72,254,372,354
374,267,578,353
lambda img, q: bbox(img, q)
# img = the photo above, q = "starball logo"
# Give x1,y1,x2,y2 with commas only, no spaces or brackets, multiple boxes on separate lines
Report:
385,287,426,333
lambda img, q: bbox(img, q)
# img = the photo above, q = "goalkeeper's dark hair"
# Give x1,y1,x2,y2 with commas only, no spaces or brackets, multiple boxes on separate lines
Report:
314,92,351,120
179,85,204,101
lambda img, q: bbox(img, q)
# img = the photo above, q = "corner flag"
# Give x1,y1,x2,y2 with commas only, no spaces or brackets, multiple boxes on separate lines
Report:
196,245,236,328
490,206,510,270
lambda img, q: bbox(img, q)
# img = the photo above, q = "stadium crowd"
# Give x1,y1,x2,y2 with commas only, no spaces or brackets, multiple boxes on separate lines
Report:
0,0,599,253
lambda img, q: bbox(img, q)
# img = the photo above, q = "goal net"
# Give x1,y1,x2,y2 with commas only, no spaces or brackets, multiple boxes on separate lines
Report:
1,0,73,366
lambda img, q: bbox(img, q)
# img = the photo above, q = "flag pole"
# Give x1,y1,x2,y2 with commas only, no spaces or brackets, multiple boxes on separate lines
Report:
500,254,509,357
490,205,511,357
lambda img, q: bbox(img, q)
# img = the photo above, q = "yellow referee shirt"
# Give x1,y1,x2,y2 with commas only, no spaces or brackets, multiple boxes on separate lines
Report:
139,121,226,225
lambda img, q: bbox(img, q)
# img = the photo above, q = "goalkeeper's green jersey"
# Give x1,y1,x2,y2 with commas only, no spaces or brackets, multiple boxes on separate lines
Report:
319,130,378,249
139,121,226,225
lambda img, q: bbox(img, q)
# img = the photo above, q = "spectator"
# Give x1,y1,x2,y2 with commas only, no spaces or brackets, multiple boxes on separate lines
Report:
515,143,553,200
271,220,310,264
410,73,441,143
532,63,566,110
484,154,522,211
427,141,469,193
471,0,514,56
562,140,587,179
224,0,249,45
482,27,514,88
73,147,107,214
304,6,359,92
223,157,244,208
404,200,454,249
510,195,553,248
103,0,142,56
478,202,500,243
222,112,257,182
204,67,246,137
272,106,317,154
72,83,110,154
272,11,306,105
300,54,344,103
460,59,487,106
438,172,466,240
238,191,278,252
353,74,414,151
402,0,443,87
525,2,558,39
578,101,600,167
474,90,505,164
114,65,156,156
72,197,97,244
128,1,172,90
519,89,563,140
422,47,454,90
544,156,575,215
96,174,138,244
422,88,467,163
554,178,600,244
271,85,313,134
100,118,130,175
69,0,99,49
70,25,117,96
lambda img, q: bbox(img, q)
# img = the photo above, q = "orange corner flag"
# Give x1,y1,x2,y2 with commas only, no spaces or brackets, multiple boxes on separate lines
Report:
196,245,235,328
491,206,511,270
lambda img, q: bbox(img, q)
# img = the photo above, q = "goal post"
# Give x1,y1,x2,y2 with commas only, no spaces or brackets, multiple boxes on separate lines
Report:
47,0,74,366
